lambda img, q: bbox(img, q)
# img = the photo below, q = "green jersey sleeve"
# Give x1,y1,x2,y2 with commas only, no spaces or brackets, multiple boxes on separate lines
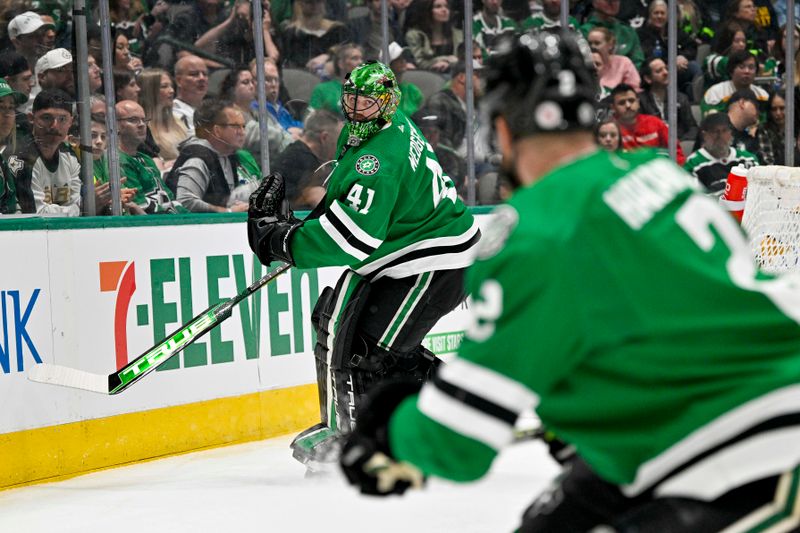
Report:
292,171,401,268
289,111,478,277
389,149,800,490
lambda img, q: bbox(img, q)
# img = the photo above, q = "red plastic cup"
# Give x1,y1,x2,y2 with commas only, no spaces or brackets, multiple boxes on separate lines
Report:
720,165,748,222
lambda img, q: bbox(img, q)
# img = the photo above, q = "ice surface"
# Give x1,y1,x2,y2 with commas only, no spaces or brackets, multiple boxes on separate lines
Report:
0,435,559,533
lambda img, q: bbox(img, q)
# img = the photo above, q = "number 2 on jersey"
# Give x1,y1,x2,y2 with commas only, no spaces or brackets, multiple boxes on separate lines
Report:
676,194,800,323
347,184,375,214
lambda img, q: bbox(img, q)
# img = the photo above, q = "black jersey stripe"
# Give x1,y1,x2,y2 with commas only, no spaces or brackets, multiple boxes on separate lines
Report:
366,230,481,278
432,372,518,425
646,412,800,493
326,209,377,255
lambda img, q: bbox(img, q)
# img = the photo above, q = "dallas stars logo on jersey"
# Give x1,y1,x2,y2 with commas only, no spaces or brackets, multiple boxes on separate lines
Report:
355,155,380,175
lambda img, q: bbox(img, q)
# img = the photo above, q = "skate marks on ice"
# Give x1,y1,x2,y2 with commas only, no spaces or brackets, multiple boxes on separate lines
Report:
0,435,559,533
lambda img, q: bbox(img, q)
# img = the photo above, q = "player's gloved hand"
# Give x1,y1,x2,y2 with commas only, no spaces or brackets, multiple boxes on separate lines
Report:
339,378,426,497
248,173,301,266
248,172,295,221
247,215,301,266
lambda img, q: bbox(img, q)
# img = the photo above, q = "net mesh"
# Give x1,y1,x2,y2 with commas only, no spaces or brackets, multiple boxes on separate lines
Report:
742,165,800,274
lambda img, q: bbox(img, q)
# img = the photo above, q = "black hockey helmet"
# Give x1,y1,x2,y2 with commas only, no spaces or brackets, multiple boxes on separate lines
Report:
483,30,597,139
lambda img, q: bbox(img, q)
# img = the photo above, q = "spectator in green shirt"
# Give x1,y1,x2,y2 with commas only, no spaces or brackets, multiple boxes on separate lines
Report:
522,0,579,32
0,78,24,215
381,42,424,118
580,0,645,69
116,100,185,214
86,113,142,215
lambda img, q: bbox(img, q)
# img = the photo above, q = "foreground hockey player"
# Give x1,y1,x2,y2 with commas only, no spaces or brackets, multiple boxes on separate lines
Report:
247,61,479,468
338,31,800,532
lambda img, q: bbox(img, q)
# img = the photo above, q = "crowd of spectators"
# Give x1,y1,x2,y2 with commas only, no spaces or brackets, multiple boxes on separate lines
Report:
0,0,797,217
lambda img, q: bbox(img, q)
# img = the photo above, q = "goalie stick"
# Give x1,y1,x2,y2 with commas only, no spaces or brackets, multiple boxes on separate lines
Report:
28,263,291,395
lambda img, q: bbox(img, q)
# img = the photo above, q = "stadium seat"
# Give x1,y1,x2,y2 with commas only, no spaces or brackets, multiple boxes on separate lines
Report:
282,68,322,103
403,70,447,102
692,75,705,104
680,140,695,159
347,5,369,19
207,68,231,98
691,104,701,124
695,43,711,66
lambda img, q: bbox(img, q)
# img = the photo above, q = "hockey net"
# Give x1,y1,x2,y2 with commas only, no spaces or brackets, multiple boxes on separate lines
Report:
742,165,800,274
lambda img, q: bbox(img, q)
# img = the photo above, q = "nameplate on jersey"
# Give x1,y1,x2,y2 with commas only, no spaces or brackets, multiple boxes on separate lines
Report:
602,158,698,231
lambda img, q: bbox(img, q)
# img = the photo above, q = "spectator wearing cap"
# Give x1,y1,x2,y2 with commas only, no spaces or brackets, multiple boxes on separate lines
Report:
727,89,775,165
382,42,424,117
7,12,55,74
472,0,517,57
684,112,758,195
0,78,27,215
34,48,74,103
8,89,80,216
272,110,342,209
701,50,769,119
0,77,27,157
172,55,208,135
610,83,686,165
425,61,482,156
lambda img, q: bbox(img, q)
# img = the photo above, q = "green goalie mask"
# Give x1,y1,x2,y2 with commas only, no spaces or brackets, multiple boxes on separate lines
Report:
341,61,400,146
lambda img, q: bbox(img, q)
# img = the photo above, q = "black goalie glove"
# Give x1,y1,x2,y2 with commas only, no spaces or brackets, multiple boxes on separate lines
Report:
248,173,302,266
339,378,426,497
249,172,293,220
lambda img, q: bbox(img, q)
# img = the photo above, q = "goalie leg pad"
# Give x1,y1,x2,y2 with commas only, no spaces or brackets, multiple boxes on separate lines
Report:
291,272,371,466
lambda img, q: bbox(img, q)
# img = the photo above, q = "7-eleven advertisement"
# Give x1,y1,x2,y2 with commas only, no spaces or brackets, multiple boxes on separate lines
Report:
0,220,474,434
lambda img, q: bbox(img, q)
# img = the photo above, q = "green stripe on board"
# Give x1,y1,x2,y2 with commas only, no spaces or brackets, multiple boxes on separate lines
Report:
0,206,494,232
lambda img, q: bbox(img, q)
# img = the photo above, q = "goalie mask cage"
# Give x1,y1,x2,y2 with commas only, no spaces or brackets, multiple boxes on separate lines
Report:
742,165,800,274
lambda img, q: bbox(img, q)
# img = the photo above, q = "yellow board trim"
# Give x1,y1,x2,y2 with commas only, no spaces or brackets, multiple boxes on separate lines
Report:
0,384,318,490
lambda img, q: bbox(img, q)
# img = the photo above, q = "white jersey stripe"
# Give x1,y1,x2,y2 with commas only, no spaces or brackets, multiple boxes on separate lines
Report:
356,219,480,277
371,251,477,280
654,426,800,501
438,358,540,415
418,384,515,450
330,201,384,250
320,214,370,261
624,384,800,496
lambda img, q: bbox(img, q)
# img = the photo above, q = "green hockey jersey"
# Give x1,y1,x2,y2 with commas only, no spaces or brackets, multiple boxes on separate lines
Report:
390,148,800,497
291,110,479,280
